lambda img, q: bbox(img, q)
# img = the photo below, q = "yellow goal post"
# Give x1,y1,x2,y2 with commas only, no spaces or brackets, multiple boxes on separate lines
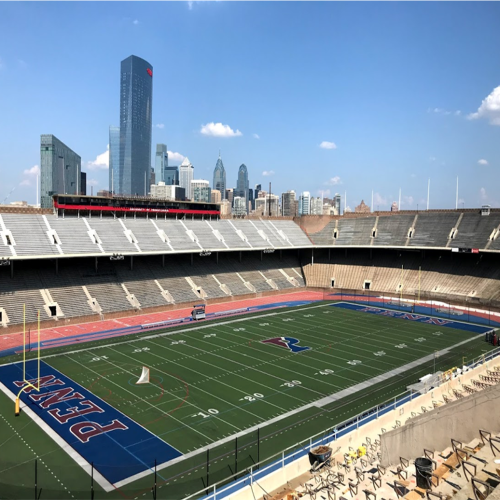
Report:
15,305,41,416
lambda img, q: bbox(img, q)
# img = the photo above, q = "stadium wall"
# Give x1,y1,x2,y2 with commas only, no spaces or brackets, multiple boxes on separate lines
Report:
380,381,500,466
0,286,306,335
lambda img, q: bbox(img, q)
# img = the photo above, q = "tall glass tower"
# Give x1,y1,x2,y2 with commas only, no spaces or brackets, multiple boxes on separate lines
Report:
40,135,81,208
212,154,226,200
235,164,249,213
155,144,168,184
119,55,153,196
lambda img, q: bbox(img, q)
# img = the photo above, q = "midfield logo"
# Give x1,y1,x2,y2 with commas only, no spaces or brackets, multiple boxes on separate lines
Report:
262,337,311,353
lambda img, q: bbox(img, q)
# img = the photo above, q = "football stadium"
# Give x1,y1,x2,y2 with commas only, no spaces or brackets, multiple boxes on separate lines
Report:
1,199,500,500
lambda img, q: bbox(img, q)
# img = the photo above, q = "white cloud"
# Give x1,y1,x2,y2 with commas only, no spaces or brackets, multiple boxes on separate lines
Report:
154,123,165,129
373,192,387,207
87,145,109,171
428,107,460,116
87,179,99,187
317,189,331,197
401,195,414,207
478,159,488,165
324,176,341,186
468,86,500,125
480,187,487,201
262,170,275,177
133,19,139,25
253,133,260,139
319,141,337,150
187,0,222,10
20,164,40,186
168,151,185,163
200,122,242,137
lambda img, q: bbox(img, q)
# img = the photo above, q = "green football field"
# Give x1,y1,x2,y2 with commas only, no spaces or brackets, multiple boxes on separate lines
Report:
0,301,495,500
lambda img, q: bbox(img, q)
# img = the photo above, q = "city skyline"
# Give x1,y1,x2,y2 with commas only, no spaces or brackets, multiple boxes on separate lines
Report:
0,2,499,209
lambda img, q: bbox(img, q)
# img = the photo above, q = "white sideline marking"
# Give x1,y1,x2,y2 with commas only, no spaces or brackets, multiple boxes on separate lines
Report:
0,302,330,367
0,381,115,493
114,333,479,489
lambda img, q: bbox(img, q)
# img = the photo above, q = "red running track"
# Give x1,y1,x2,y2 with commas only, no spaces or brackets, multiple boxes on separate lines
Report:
0,291,324,355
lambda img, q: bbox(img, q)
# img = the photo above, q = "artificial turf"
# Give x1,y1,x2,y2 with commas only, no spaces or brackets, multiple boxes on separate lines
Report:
0,301,495,499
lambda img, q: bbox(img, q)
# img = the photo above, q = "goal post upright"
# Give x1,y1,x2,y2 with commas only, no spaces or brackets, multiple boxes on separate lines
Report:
15,307,41,416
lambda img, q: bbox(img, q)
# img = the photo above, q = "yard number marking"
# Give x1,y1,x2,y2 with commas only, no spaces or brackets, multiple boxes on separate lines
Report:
281,380,302,388
347,360,362,366
133,347,150,353
374,351,386,357
414,337,426,343
90,356,109,362
395,343,408,349
259,323,270,326
204,333,216,338
233,328,246,332
239,393,264,402
303,314,314,318
171,340,186,345
433,332,443,336
282,318,294,322
192,408,219,419
315,369,334,376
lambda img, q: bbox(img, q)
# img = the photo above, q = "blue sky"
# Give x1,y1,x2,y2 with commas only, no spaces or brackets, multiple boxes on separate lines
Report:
0,1,499,210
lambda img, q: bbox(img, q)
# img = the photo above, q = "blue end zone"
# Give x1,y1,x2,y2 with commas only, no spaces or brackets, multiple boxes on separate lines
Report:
0,359,182,485
331,302,493,334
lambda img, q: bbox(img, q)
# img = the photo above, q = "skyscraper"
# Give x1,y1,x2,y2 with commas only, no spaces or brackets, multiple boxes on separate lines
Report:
179,157,194,199
40,135,81,208
235,164,249,214
191,180,211,203
281,190,297,216
298,191,311,215
119,55,153,196
109,126,120,194
213,154,226,200
155,144,168,184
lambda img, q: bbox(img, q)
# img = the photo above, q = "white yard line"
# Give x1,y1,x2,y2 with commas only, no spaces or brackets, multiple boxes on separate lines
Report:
64,353,225,441
114,332,479,489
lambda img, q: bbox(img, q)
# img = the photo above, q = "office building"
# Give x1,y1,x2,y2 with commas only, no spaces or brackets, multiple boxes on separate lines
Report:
80,172,87,196
211,189,221,204
226,188,234,206
150,182,185,201
213,154,226,200
119,55,153,196
179,157,194,199
334,193,341,215
191,179,211,203
298,191,311,215
164,166,179,186
249,188,254,210
233,196,247,216
255,194,279,216
310,197,323,215
235,164,249,213
254,184,261,201
220,199,232,216
109,126,120,194
155,144,168,184
40,134,81,208
391,201,399,212
281,190,297,217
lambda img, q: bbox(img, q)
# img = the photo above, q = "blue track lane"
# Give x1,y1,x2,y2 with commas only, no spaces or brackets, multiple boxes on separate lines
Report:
330,302,492,334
